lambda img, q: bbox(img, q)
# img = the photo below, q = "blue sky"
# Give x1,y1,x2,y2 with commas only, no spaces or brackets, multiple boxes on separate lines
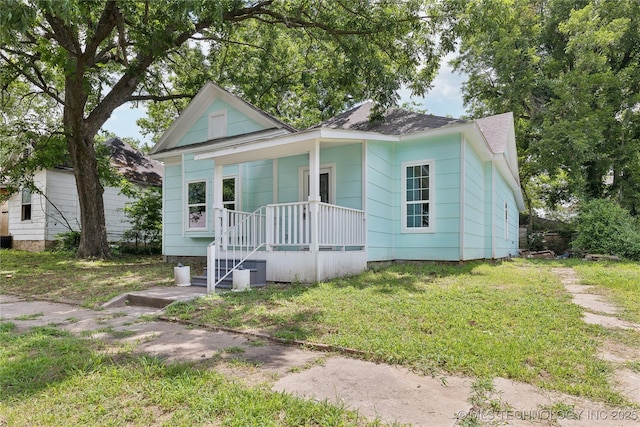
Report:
103,60,466,146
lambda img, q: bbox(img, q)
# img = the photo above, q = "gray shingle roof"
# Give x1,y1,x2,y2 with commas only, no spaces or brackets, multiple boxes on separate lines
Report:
105,138,163,187
475,112,513,154
311,101,466,135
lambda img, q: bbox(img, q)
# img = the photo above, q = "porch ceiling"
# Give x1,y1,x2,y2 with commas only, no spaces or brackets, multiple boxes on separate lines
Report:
193,128,381,166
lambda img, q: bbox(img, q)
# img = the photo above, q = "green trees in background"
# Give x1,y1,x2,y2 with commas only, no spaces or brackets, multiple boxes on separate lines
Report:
453,0,640,215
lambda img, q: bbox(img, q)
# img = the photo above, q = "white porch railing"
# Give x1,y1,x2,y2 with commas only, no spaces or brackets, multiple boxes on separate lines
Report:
317,202,366,247
207,202,365,291
266,202,366,248
267,202,310,247
207,207,267,292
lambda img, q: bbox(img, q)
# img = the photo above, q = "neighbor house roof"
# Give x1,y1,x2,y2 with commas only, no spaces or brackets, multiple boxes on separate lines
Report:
104,137,163,187
312,101,466,135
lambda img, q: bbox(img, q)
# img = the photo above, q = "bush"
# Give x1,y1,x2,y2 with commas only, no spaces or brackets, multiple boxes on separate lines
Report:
572,199,640,259
527,232,545,251
120,186,162,254
53,230,81,253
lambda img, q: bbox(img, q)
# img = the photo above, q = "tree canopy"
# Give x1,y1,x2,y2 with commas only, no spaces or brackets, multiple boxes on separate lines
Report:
0,0,453,258
453,0,640,216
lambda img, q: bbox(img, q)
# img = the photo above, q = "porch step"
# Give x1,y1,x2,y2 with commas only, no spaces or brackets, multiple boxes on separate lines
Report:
191,259,267,289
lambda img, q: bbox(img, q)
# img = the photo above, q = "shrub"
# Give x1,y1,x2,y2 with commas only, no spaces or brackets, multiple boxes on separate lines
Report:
527,232,545,251
572,199,640,259
120,186,162,254
53,230,81,253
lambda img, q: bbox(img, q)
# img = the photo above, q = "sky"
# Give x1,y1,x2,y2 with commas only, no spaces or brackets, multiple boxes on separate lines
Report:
103,59,467,147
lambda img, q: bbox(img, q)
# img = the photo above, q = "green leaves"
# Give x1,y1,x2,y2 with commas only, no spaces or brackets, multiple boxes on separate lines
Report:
1,0,451,256
573,199,640,259
454,0,640,214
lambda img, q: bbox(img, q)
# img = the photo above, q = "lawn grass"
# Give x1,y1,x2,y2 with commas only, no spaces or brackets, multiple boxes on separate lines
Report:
572,261,640,324
2,250,638,407
0,322,375,426
166,259,625,403
0,250,174,307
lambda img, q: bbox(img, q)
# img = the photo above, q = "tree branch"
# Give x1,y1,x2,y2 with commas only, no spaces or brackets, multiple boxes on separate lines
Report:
192,35,275,57
127,93,192,102
0,51,65,105
84,1,119,67
43,13,81,56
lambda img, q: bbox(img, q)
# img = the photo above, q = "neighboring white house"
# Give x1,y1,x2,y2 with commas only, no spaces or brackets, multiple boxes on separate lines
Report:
150,82,525,288
0,138,162,251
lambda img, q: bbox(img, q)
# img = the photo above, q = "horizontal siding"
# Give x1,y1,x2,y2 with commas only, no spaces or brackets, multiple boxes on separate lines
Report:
277,155,305,203
463,141,486,260
45,171,148,242
484,162,494,258
162,164,184,255
227,109,265,136
323,144,362,210
243,160,274,212
162,161,210,257
104,187,133,242
391,135,461,261
162,156,239,258
44,170,80,240
8,170,47,241
366,141,394,261
494,170,519,258
176,99,266,148
9,169,143,245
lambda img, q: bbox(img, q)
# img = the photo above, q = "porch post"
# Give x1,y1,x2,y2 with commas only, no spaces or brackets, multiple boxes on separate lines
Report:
308,140,321,280
213,164,224,242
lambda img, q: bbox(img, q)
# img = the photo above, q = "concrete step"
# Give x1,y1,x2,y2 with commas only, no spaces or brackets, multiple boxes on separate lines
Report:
102,287,207,309
192,259,267,288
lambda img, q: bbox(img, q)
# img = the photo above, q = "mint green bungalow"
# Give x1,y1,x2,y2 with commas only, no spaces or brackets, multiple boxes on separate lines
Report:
150,82,524,291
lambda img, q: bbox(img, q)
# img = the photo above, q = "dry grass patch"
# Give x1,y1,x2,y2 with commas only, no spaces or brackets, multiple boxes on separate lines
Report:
0,250,173,307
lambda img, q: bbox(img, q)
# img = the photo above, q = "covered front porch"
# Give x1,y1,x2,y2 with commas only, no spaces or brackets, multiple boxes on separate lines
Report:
197,131,370,291
207,201,366,289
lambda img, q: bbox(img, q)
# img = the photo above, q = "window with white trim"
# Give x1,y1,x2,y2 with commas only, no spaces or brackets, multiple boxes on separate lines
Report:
402,160,434,232
187,181,207,230
21,188,32,221
208,111,227,140
223,177,236,211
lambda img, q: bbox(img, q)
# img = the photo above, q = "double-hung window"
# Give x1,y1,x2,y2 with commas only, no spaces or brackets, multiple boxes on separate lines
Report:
21,188,32,221
187,181,207,230
402,160,434,232
223,177,236,211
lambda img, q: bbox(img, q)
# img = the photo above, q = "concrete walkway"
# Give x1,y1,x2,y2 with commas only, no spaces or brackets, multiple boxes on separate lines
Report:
552,267,640,408
1,278,639,426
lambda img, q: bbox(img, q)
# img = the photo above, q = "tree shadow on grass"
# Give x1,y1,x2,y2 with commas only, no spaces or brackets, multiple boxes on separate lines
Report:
0,322,219,403
331,260,486,293
0,323,100,401
175,261,495,343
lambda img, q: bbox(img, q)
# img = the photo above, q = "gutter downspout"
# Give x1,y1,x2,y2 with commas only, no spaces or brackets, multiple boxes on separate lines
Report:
459,136,466,261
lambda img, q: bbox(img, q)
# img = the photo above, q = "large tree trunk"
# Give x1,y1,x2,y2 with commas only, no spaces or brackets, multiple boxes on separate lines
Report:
69,134,110,258
64,73,110,259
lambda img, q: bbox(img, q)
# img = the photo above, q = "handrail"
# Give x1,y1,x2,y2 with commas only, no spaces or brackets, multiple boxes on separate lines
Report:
206,202,366,292
207,207,266,292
